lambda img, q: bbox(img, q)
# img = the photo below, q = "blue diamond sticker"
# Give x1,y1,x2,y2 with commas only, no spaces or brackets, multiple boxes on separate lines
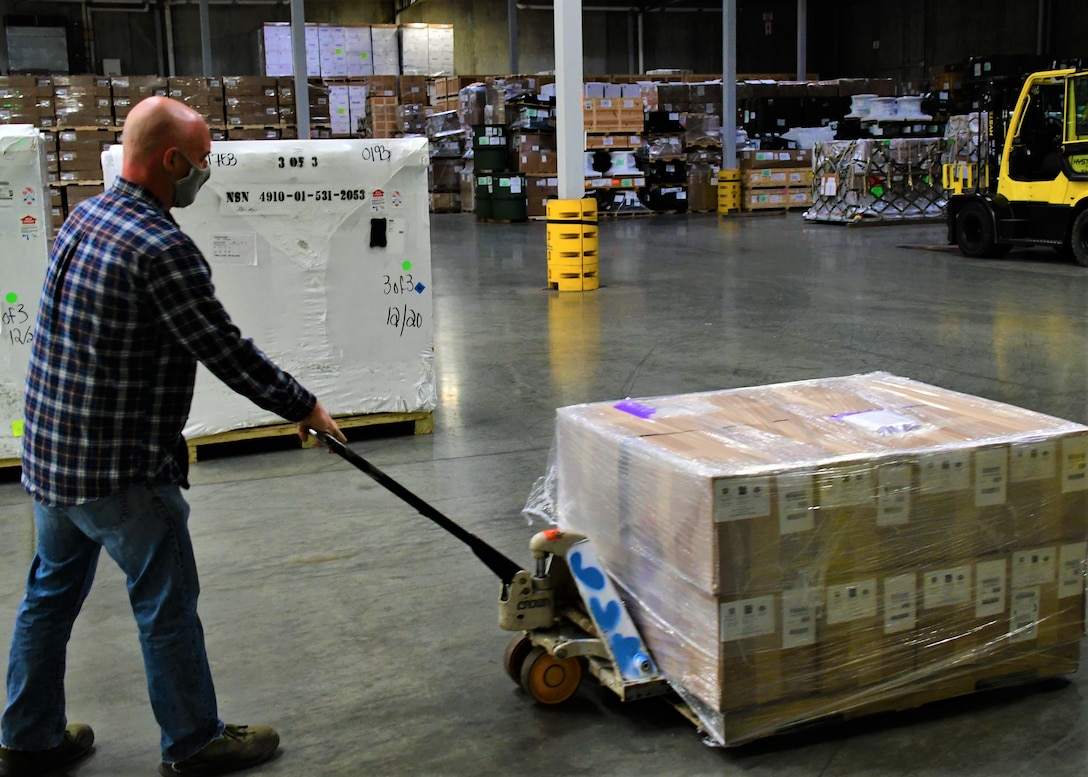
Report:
414,282,426,294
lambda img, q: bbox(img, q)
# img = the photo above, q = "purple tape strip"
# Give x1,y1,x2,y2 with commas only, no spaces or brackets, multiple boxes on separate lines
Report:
614,400,656,419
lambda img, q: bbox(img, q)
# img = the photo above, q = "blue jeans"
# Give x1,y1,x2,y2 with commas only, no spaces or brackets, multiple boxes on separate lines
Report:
2,482,224,762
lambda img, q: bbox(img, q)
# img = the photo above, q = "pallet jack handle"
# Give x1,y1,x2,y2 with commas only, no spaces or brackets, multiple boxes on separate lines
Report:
311,430,524,585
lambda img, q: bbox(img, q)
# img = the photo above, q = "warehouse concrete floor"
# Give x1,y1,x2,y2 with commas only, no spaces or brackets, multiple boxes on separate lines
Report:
3,212,1088,776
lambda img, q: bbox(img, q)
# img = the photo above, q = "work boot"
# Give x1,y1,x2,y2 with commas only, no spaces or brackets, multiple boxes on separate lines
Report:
0,723,95,777
158,724,279,776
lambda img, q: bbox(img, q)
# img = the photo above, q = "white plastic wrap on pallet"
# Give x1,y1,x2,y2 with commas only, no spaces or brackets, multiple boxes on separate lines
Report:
0,126,51,459
101,137,435,439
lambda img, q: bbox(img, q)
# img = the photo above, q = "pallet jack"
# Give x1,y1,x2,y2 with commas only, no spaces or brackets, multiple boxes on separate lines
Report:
312,431,674,707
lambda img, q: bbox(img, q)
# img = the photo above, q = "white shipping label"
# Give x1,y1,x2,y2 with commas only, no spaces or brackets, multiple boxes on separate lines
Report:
974,448,1008,507
1059,543,1086,599
821,175,839,197
713,477,771,523
210,233,258,266
918,450,970,494
1011,546,1057,588
923,566,972,609
818,465,874,508
781,589,817,649
1062,435,1088,493
720,595,776,642
975,559,1007,619
1009,587,1040,643
1010,440,1057,482
876,464,912,526
826,579,878,625
777,472,815,535
884,573,917,634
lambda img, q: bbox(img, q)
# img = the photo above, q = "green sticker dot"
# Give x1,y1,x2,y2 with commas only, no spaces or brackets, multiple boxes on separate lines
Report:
5,293,16,304
402,261,412,271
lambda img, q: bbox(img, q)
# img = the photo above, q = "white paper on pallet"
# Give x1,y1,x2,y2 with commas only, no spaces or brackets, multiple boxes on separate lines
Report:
101,137,435,439
0,126,51,458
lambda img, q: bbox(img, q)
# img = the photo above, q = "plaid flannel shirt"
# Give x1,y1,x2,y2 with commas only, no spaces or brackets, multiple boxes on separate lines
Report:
22,177,316,505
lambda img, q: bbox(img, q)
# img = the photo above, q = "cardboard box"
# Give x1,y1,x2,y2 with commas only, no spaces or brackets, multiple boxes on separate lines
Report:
429,191,461,212
741,167,811,189
739,149,812,169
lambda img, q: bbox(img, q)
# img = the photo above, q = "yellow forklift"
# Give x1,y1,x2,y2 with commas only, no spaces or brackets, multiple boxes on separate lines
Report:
946,68,1088,265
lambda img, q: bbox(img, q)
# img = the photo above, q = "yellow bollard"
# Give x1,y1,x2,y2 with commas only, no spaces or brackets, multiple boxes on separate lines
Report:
717,169,741,214
546,198,599,291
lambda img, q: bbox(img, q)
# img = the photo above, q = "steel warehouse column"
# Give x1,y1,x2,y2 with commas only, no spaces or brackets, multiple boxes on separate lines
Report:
509,0,519,74
718,0,741,214
796,0,807,80
291,0,310,139
548,0,598,292
199,0,212,75
555,0,584,201
165,2,176,77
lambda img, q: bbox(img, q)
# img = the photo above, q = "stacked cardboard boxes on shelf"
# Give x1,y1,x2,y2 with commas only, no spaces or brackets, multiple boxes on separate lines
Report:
54,75,113,128
551,372,1088,746
0,75,56,128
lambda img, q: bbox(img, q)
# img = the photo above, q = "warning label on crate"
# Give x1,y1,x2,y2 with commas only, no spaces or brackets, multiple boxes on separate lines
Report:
974,447,1008,507
1059,542,1087,599
781,588,817,649
777,472,814,535
1009,587,1040,643
883,573,917,634
713,477,770,523
826,579,877,625
720,595,775,642
975,559,1007,619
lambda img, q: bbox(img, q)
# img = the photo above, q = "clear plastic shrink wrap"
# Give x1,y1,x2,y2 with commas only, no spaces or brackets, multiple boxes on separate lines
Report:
534,373,1088,745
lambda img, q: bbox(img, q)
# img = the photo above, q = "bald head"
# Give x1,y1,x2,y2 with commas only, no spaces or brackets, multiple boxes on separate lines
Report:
121,96,211,209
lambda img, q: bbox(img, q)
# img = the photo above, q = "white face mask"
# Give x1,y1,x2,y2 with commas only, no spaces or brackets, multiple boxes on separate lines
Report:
171,150,210,208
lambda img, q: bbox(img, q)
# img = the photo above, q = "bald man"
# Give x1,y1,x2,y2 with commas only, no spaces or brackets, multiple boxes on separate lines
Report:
0,96,345,777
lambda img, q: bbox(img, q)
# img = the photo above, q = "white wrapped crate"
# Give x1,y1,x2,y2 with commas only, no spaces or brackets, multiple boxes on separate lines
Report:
0,125,51,459
102,137,435,439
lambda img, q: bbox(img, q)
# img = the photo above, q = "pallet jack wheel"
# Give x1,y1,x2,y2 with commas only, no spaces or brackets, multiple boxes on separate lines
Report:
518,646,582,704
502,632,535,685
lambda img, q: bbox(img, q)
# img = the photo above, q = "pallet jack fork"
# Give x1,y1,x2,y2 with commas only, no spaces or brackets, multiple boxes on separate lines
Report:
313,431,672,706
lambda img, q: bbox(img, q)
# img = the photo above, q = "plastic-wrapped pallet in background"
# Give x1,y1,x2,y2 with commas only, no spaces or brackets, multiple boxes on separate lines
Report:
0,125,52,459
100,137,435,440
534,372,1088,746
803,139,945,223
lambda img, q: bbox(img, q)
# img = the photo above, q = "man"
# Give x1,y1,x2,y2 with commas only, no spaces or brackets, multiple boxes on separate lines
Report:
0,96,346,777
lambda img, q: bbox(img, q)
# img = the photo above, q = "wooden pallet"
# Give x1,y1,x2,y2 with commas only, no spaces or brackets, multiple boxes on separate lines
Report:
187,410,433,463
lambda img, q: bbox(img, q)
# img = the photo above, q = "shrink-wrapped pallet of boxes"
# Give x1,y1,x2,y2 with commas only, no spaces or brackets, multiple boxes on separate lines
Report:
101,137,435,441
544,372,1088,746
0,126,53,459
739,148,812,211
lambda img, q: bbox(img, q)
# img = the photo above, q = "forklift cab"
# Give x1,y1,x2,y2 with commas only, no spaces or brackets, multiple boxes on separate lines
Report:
1005,71,1088,187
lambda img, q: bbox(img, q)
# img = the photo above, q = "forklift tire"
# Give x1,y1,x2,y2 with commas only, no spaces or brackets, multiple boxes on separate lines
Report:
502,632,535,685
1071,210,1088,267
519,646,582,705
956,200,1009,258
